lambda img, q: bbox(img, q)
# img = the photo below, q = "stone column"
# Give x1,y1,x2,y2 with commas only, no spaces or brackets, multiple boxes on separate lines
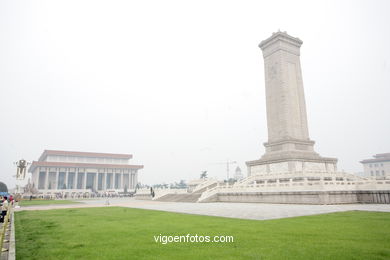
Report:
117,172,121,189
94,172,98,191
44,168,49,190
73,170,77,190
106,172,110,189
65,168,69,190
75,168,79,190
83,170,87,190
33,168,39,189
55,168,59,190
102,172,106,191
121,172,124,189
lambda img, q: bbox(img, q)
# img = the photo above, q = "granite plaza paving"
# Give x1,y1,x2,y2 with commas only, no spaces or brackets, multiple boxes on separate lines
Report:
16,198,390,220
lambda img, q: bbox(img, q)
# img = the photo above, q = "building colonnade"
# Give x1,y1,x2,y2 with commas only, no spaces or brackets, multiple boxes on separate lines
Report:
35,167,138,191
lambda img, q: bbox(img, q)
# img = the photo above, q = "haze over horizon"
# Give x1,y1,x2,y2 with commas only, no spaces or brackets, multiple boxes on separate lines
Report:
1,0,389,188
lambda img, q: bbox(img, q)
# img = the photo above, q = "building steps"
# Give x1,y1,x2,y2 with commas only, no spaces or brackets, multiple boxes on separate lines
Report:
155,193,202,203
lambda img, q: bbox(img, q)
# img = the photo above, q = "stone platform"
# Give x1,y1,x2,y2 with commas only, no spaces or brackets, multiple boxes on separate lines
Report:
201,190,390,204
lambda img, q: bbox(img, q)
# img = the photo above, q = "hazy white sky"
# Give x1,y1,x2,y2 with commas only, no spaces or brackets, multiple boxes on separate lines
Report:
1,0,389,188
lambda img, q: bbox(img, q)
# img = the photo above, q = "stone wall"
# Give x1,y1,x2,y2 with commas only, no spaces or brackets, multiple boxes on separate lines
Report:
356,190,390,204
201,190,390,204
134,193,152,200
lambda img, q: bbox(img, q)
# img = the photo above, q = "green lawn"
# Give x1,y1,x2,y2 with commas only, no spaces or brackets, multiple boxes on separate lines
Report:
15,208,390,260
18,199,80,207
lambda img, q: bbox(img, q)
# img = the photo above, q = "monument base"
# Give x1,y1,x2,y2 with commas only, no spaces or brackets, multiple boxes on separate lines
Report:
246,138,338,176
200,190,390,204
246,157,337,176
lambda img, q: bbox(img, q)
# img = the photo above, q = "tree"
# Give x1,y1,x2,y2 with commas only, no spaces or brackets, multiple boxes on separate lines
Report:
178,180,187,188
225,178,237,185
153,184,165,189
0,182,8,192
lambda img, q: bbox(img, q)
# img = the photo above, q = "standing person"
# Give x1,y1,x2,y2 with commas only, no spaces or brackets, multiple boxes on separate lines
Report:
0,197,8,223
0,197,2,223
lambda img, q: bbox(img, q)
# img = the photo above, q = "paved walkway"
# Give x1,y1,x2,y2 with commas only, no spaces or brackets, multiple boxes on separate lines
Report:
15,198,390,220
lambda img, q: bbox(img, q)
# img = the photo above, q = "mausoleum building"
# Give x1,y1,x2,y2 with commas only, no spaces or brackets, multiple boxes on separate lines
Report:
29,150,143,196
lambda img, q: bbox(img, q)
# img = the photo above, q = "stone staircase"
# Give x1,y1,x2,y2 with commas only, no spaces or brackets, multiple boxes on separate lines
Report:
153,179,219,203
192,183,218,194
155,193,202,203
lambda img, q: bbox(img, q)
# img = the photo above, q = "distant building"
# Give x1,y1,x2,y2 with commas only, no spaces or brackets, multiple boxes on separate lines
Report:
234,166,243,181
360,153,390,179
28,150,143,196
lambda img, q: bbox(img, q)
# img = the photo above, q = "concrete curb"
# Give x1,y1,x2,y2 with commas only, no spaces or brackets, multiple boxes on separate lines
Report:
8,211,15,260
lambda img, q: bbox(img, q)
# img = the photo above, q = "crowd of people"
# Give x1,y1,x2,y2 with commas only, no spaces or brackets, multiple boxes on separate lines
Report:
31,192,135,200
0,195,13,223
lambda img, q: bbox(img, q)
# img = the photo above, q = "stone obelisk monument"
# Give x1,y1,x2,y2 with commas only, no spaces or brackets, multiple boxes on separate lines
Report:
246,31,337,176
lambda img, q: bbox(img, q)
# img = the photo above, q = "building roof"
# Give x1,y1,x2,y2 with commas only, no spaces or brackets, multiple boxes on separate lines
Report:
360,153,390,164
374,153,390,159
38,150,133,161
28,161,144,173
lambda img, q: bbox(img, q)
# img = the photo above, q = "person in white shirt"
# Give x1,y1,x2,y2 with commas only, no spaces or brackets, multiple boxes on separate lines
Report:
0,197,8,223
